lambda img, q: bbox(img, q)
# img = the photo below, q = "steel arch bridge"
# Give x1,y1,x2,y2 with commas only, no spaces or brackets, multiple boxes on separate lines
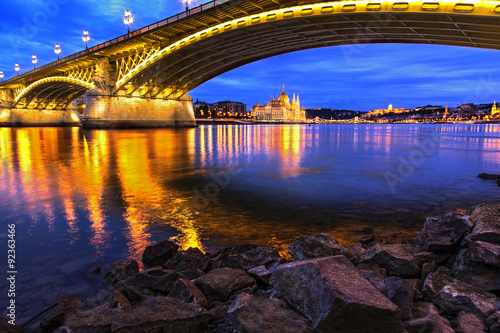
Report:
1,0,500,112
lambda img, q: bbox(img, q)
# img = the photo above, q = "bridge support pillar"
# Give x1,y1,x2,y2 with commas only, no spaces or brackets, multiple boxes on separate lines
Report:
0,107,81,127
81,91,196,128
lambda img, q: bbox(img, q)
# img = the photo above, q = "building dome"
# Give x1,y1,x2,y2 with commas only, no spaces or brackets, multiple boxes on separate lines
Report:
278,85,289,103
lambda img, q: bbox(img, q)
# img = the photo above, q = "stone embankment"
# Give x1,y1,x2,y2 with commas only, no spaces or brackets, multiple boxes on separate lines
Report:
4,203,500,333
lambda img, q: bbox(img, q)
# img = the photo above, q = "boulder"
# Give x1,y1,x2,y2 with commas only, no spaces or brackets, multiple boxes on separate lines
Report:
213,246,283,271
142,240,179,267
415,212,473,253
270,256,405,332
40,296,84,332
167,278,208,308
62,296,209,332
451,244,500,292
358,269,387,295
457,311,487,333
463,220,500,245
288,233,354,261
247,265,273,285
104,260,139,284
109,290,132,310
421,269,498,317
385,277,417,321
404,302,454,333
193,267,256,304
163,247,212,272
358,243,432,278
477,173,500,180
357,234,375,244
0,316,25,333
211,244,258,261
383,231,410,245
350,242,365,258
116,270,187,295
486,311,500,333
227,293,313,333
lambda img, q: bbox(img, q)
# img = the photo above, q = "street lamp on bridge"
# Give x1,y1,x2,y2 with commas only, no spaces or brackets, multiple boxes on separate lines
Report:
124,10,133,35
186,0,190,11
15,64,19,76
83,30,90,49
32,55,37,69
55,43,61,60
0,71,3,82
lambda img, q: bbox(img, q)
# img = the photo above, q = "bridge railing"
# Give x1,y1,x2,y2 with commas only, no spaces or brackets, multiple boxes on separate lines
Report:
1,0,232,84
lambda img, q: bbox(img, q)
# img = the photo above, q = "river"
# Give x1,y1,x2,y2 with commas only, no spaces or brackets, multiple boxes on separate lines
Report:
0,123,499,330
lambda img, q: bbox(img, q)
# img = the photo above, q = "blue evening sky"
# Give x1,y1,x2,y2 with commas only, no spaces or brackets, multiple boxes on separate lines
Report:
1,0,500,111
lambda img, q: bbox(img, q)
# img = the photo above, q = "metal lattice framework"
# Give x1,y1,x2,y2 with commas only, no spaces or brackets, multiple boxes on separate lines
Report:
67,67,94,84
12,77,95,109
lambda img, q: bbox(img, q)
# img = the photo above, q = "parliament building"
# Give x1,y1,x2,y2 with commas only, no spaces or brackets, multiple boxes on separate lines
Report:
250,85,306,122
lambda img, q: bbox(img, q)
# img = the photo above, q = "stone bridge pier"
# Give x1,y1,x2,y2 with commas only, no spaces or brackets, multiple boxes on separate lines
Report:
82,58,196,129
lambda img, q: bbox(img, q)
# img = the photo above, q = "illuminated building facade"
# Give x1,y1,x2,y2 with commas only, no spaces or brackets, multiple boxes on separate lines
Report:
251,85,306,122
365,103,408,117
209,101,247,117
492,101,499,117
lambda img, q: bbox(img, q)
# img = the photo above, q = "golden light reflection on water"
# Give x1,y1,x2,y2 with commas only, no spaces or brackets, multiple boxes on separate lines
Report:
1,124,499,261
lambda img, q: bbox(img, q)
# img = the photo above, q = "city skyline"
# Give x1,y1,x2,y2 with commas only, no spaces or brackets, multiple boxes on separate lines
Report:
2,0,500,111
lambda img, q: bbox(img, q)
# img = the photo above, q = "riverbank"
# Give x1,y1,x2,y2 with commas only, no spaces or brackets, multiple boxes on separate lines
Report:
6,203,499,333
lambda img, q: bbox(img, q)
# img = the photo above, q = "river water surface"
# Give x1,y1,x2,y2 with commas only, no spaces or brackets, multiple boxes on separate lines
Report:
1,124,499,329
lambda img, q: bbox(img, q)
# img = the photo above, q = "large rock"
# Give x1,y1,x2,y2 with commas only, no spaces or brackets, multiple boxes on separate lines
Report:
457,311,487,333
358,243,432,278
404,302,454,333
104,260,139,284
486,311,500,333
422,268,498,317
62,296,209,332
163,247,212,272
142,240,179,267
385,277,416,321
227,293,313,333
213,246,283,271
40,296,83,332
464,203,500,244
358,269,387,295
270,256,404,332
463,220,500,245
115,270,187,295
288,233,354,261
415,212,473,253
451,243,500,292
193,267,256,304
167,277,208,308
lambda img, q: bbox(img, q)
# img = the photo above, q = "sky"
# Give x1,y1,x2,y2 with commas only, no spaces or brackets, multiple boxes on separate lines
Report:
1,0,500,111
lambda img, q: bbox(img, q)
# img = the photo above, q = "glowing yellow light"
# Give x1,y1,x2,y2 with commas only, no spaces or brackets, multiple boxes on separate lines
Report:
14,77,95,104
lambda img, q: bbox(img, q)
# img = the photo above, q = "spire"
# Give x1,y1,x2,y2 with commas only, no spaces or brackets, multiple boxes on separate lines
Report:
282,84,285,93
292,93,296,105
296,94,300,106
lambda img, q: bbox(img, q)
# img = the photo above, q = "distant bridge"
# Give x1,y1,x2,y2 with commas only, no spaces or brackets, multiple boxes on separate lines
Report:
1,0,500,127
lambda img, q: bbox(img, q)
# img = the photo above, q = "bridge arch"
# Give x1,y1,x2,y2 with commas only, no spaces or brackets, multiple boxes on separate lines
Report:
14,77,95,109
115,0,500,98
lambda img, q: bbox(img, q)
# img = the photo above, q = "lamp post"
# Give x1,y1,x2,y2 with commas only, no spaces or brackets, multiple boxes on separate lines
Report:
124,10,133,35
32,55,37,69
0,71,3,82
15,63,19,76
186,0,189,11
55,43,61,60
83,30,89,49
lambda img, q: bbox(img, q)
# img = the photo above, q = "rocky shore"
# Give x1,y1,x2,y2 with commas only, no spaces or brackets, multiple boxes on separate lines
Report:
4,203,500,333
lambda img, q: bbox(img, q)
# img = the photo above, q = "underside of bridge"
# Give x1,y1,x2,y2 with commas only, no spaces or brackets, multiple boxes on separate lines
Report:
1,0,500,127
